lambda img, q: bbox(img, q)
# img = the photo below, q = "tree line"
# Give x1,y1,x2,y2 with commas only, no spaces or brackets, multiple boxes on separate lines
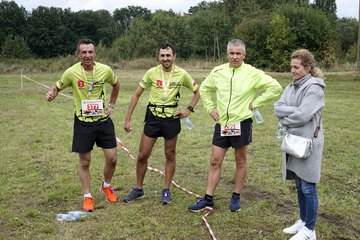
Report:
0,0,358,71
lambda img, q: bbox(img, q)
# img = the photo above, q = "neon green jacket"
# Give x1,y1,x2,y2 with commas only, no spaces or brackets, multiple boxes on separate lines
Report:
200,62,282,126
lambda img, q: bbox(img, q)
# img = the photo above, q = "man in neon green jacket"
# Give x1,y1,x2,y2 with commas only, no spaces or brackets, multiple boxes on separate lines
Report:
188,39,282,212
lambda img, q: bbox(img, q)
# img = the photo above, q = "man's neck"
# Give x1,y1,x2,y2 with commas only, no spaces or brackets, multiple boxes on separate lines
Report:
82,63,95,71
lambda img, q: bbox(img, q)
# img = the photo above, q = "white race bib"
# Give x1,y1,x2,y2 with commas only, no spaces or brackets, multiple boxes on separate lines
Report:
81,99,104,117
220,122,241,136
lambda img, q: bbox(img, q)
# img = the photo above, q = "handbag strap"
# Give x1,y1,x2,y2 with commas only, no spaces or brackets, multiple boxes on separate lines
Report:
313,115,322,139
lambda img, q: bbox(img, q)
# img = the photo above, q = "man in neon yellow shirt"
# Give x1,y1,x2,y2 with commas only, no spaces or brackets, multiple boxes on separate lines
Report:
123,43,200,205
188,39,282,212
46,39,120,212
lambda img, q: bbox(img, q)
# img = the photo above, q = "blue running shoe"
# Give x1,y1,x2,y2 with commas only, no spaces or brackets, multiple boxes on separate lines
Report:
123,188,144,203
188,198,214,212
161,189,172,205
229,194,241,212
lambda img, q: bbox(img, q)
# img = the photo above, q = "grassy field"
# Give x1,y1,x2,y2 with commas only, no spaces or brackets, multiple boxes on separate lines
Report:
0,69,359,240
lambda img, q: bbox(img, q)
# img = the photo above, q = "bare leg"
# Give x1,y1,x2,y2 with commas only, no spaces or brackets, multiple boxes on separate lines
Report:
164,136,178,189
102,147,117,184
234,145,248,193
79,152,91,194
205,145,228,196
136,133,157,189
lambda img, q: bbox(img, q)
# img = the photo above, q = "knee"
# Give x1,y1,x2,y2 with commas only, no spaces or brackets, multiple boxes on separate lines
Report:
108,155,117,166
210,157,222,168
137,151,150,163
235,157,247,168
80,159,91,170
165,149,176,159
301,183,317,195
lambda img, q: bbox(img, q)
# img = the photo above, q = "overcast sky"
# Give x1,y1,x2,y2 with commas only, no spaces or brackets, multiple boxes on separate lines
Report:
12,0,358,19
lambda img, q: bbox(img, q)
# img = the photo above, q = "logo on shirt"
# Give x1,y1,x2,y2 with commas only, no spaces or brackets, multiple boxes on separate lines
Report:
156,80,163,87
78,79,85,88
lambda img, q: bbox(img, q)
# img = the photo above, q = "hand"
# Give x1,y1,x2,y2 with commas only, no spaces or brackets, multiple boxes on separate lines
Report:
124,120,132,132
46,85,58,101
249,102,254,111
106,107,114,116
177,109,191,119
210,108,219,121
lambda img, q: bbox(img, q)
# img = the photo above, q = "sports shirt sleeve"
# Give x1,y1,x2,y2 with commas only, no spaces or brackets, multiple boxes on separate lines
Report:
251,69,282,109
200,70,216,114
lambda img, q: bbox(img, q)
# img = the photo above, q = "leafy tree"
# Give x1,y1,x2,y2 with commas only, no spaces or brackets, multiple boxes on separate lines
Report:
72,10,117,47
311,0,336,16
26,6,69,58
234,16,272,68
336,18,358,54
276,4,332,59
113,6,151,35
0,1,27,47
266,14,296,71
183,8,232,60
1,35,31,59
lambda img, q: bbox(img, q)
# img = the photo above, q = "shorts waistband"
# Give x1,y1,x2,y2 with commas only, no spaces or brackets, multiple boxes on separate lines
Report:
75,114,109,126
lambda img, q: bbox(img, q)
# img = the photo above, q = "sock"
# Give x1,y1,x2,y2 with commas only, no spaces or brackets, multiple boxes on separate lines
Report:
204,194,213,201
233,192,240,196
103,181,111,188
84,193,92,199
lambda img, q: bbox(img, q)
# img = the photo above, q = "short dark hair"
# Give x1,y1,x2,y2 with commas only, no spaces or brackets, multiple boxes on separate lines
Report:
76,39,96,53
159,43,175,55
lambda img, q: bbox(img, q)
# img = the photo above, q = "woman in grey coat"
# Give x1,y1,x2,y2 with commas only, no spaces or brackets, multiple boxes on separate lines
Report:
274,49,325,240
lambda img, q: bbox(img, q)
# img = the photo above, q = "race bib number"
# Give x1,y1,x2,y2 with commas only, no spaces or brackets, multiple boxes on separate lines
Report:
220,122,241,136
81,99,104,117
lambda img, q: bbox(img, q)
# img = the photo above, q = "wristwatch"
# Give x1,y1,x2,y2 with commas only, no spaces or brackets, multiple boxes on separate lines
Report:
187,105,194,112
108,103,115,109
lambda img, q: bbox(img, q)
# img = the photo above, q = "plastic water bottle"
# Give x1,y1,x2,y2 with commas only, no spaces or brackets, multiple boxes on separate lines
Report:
253,109,263,124
183,117,193,130
56,211,89,221
275,122,285,139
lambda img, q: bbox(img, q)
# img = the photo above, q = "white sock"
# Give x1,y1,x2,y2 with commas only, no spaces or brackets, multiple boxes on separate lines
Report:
84,193,92,199
103,181,111,188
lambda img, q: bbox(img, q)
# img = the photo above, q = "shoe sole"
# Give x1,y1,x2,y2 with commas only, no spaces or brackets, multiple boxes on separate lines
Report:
161,200,172,205
229,208,241,212
101,188,118,204
122,195,145,203
188,206,214,213
283,230,299,234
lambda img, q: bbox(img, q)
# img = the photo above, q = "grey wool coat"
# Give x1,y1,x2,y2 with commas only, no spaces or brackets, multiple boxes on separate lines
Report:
274,74,325,183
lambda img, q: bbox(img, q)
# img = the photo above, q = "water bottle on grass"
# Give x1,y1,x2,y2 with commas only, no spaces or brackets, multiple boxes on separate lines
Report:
56,211,90,221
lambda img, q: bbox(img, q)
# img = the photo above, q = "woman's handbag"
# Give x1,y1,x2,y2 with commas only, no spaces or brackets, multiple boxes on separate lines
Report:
281,116,321,159
281,133,313,158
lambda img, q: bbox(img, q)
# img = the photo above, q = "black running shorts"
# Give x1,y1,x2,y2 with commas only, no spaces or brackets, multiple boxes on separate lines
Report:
212,118,253,148
72,116,117,153
143,107,180,140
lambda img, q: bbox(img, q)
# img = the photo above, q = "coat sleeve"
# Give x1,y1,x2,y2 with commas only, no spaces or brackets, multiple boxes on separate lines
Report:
274,85,298,118
280,84,325,128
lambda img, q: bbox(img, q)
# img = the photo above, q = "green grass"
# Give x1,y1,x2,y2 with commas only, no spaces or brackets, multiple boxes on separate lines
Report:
0,69,359,239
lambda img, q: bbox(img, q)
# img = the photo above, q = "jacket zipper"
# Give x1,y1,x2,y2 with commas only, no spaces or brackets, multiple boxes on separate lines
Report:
225,69,235,126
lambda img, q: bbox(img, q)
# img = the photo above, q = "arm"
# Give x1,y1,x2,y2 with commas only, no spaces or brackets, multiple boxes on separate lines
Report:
274,88,297,118
178,88,200,119
124,86,144,132
106,80,120,116
251,72,282,109
280,85,324,128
